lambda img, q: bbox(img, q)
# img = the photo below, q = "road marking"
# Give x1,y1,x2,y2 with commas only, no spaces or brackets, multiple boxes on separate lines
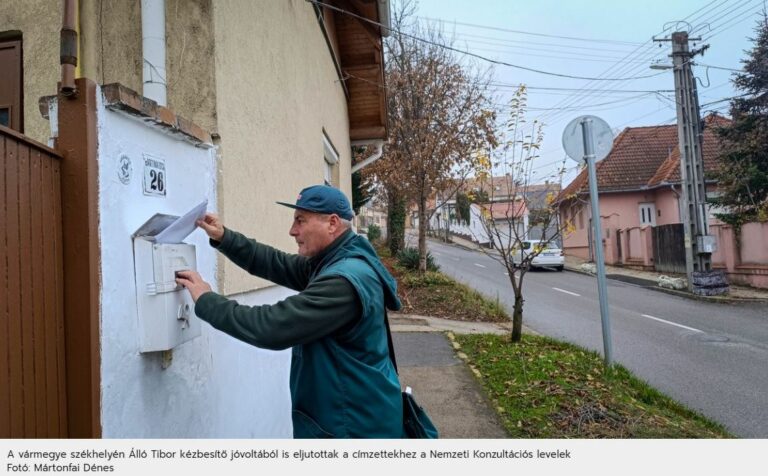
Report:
552,287,580,297
641,314,704,333
474,263,486,268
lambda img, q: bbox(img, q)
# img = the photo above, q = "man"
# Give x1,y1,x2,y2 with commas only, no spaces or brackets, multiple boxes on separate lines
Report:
175,185,403,438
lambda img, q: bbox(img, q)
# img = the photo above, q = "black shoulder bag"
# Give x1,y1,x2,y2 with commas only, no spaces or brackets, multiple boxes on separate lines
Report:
384,311,439,439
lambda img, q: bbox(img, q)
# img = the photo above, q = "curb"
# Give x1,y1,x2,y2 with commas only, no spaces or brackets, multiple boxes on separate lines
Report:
390,313,540,336
564,265,768,304
428,236,498,256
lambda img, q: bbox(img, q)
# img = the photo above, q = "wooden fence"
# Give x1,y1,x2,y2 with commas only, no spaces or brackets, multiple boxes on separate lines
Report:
1,124,67,437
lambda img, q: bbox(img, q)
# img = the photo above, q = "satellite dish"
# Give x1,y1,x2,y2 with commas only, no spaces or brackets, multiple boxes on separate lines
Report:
562,115,614,163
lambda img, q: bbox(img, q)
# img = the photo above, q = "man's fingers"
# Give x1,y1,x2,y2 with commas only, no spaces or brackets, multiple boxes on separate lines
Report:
197,213,223,240
196,219,215,231
175,270,201,284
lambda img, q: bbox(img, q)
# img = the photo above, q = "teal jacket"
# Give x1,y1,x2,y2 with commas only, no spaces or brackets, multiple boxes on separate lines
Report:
195,229,403,438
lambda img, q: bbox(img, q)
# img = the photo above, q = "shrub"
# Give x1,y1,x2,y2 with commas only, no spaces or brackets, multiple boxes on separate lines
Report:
402,271,452,287
396,247,440,272
367,223,382,242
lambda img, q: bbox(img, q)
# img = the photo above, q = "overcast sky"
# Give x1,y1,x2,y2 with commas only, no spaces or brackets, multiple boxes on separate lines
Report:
406,0,763,185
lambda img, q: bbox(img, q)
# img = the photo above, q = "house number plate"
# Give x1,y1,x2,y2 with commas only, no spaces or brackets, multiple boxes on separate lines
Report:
143,154,167,197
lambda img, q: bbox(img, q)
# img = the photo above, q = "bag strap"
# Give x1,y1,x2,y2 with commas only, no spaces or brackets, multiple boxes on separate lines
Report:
383,309,399,374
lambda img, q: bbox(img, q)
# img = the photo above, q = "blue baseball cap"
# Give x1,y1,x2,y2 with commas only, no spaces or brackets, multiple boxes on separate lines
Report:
277,185,354,220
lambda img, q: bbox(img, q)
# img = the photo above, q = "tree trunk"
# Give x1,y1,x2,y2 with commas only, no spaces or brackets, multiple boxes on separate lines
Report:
511,292,524,342
418,197,428,273
387,192,406,256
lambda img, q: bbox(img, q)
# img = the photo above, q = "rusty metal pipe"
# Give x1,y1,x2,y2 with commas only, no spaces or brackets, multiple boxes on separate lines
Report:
60,0,78,96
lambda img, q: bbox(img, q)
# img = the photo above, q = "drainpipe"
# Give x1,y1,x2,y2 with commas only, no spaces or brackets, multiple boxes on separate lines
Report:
60,0,78,96
351,140,385,174
670,184,681,221
141,0,167,105
377,0,391,37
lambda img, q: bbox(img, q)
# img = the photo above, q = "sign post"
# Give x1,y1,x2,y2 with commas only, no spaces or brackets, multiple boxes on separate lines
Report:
563,115,614,366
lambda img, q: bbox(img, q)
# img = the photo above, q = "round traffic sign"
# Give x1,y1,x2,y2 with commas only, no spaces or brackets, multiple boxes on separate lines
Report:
562,115,614,163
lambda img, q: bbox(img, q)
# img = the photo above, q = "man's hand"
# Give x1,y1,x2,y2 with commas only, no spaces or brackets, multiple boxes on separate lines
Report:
197,213,225,241
175,270,212,302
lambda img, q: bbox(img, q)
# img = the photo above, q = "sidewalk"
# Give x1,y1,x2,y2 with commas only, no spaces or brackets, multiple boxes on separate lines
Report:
390,313,512,438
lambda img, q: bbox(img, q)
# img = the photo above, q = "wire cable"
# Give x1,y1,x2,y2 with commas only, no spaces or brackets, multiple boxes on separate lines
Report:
416,16,645,46
705,1,765,40
307,0,668,82
531,0,746,125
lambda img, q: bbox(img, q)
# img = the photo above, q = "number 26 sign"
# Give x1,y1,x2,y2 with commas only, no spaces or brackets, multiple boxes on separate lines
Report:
143,154,167,197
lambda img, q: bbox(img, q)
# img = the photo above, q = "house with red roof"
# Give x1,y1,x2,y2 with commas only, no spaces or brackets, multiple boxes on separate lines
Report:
557,114,727,269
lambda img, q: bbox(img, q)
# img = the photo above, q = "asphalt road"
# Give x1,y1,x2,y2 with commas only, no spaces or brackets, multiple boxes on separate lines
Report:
418,237,768,437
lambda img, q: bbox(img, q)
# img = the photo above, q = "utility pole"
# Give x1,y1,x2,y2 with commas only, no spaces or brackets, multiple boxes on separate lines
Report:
655,31,728,295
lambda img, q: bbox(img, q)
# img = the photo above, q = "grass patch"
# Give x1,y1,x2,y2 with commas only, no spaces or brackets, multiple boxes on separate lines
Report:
379,247,509,322
454,333,732,438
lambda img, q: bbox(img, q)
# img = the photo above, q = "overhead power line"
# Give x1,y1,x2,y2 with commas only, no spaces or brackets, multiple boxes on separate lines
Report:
459,40,659,62
705,1,765,40
529,0,746,124
467,47,663,65
700,93,755,107
416,16,645,46
307,0,668,82
489,83,675,94
446,31,642,54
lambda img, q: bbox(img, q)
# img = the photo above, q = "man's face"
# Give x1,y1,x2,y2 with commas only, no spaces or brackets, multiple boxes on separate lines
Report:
289,210,336,257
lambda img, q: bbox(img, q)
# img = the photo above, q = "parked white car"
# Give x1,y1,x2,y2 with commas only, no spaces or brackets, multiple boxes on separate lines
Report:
512,240,565,271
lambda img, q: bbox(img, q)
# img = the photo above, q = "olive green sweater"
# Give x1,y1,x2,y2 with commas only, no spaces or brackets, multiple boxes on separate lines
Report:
194,228,361,350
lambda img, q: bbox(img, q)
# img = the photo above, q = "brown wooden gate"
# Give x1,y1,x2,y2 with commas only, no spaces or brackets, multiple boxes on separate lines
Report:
652,223,686,274
1,124,68,437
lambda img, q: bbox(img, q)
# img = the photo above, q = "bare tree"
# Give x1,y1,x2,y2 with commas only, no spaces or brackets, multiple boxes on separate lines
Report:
381,2,496,272
471,86,572,342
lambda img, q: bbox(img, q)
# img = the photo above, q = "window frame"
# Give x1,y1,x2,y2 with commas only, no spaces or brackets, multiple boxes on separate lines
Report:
0,36,23,132
638,202,657,226
322,131,339,187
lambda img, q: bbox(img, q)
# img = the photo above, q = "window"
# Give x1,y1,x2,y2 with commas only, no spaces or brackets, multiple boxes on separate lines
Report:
322,131,338,186
0,37,23,132
639,203,656,226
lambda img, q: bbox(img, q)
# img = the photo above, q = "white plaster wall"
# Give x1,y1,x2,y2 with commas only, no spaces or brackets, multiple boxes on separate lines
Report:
469,205,529,248
469,205,491,245
212,0,353,295
96,88,292,437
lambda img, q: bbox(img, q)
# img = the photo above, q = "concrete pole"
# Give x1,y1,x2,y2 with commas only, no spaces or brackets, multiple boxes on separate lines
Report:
671,31,712,290
581,118,613,367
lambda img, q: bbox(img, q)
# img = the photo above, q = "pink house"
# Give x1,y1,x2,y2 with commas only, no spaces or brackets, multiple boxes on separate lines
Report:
557,114,768,288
